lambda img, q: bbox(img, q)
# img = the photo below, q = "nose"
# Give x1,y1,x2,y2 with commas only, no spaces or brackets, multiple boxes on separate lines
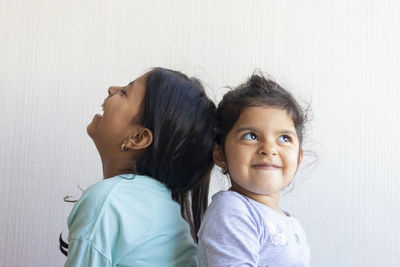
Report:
259,141,277,156
108,86,121,96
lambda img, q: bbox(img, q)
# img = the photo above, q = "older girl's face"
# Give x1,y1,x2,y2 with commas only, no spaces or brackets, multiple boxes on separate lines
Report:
87,72,148,159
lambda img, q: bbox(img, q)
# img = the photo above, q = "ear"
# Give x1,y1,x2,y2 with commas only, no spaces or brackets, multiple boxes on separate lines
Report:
298,149,304,165
124,125,153,151
213,143,227,170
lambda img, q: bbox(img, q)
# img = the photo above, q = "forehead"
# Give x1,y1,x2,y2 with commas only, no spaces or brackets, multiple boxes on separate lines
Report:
235,106,295,129
129,71,150,98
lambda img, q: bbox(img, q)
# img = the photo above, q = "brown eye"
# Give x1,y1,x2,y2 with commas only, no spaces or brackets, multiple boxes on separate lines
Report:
242,132,258,141
121,89,127,95
278,135,292,142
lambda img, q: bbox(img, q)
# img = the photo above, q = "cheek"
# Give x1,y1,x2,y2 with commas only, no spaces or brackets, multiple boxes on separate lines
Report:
225,144,246,165
102,106,131,131
284,151,301,172
93,116,126,145
225,146,254,179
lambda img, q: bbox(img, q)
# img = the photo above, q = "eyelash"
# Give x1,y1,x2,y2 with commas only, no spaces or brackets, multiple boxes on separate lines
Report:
242,132,258,141
242,133,293,143
279,135,292,143
121,89,127,95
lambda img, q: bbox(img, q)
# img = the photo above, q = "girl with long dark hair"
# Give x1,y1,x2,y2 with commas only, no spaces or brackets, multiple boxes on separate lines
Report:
61,68,216,266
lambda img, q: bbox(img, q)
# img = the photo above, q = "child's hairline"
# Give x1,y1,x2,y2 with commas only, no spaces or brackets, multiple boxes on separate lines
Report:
216,100,301,146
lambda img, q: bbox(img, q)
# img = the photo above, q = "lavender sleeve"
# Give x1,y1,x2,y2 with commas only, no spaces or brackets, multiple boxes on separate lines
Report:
198,192,266,266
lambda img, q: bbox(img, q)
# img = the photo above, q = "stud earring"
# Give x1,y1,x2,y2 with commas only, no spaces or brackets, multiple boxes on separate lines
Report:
121,143,128,152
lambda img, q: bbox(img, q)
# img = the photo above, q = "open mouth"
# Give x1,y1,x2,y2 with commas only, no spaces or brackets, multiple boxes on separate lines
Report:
98,99,108,117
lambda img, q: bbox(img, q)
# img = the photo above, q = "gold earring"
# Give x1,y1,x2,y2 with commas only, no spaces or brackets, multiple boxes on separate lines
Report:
222,166,228,174
121,143,128,152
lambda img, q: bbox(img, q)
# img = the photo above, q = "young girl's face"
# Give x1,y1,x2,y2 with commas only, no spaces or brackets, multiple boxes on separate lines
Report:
218,106,303,198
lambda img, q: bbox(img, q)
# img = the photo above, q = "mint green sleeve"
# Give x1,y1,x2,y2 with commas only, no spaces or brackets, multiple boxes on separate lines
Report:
64,239,111,267
65,179,119,267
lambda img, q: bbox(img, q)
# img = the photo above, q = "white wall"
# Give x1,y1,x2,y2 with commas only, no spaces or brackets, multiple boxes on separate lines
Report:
1,0,399,266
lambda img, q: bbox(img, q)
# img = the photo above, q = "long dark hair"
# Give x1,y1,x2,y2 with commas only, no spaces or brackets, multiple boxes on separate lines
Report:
135,68,216,241
60,68,216,256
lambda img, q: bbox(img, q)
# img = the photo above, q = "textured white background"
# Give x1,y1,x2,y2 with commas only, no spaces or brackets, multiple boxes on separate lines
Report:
1,0,399,266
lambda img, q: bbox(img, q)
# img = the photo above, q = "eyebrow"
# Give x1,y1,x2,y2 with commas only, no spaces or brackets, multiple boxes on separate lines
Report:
235,127,259,134
278,130,298,137
128,80,135,86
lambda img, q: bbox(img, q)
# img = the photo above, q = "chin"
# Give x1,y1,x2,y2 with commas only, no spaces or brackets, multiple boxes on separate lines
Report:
87,123,95,138
87,114,102,138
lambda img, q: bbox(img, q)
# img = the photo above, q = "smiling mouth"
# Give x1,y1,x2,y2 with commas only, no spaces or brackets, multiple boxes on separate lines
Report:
251,163,280,170
94,103,105,119
101,96,110,112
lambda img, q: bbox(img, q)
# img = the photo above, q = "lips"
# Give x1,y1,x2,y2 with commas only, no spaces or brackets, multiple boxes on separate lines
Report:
101,96,109,112
251,163,281,170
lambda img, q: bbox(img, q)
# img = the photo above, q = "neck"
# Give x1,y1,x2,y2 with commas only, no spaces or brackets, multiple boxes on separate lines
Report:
230,184,284,215
101,153,137,179
251,192,282,214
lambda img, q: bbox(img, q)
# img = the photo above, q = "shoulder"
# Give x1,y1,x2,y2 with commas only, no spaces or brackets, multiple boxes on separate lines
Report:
206,190,260,218
67,174,175,239
210,190,250,207
70,174,169,216
80,176,124,204
81,173,165,199
199,191,264,235
67,176,126,239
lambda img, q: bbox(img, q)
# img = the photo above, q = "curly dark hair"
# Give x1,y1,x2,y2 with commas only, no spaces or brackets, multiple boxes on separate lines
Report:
215,71,308,153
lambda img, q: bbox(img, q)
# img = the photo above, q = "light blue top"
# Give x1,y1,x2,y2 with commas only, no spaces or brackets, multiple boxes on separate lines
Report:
65,174,198,267
198,191,310,267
